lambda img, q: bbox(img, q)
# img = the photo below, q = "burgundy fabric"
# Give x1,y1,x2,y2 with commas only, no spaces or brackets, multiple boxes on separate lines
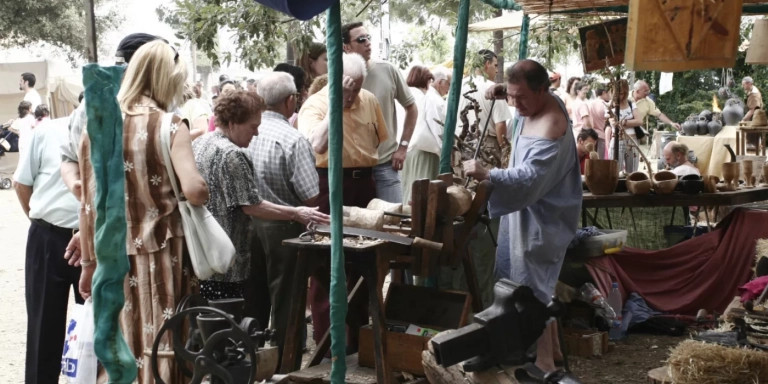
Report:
739,275,768,303
585,208,768,316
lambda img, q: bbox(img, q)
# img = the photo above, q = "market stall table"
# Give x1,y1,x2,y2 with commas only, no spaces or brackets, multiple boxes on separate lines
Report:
582,187,768,232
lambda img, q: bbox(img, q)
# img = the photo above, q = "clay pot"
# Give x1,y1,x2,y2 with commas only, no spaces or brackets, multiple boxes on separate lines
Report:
681,115,698,136
626,172,652,195
743,160,754,187
722,99,745,126
699,109,713,121
679,174,704,194
707,119,723,136
584,159,619,195
696,116,709,135
722,162,741,190
704,175,720,193
652,171,678,194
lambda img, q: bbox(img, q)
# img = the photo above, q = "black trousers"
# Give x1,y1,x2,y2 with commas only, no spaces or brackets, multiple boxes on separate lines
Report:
25,221,83,384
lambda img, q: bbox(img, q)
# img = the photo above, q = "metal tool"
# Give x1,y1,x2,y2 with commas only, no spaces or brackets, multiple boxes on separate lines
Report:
314,224,443,251
298,222,318,242
430,279,583,383
465,94,497,187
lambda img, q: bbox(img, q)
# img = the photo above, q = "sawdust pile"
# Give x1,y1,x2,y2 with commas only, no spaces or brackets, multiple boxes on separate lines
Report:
667,340,768,384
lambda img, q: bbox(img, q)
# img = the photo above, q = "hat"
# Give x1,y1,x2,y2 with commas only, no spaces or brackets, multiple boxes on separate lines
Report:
549,72,561,82
115,33,163,64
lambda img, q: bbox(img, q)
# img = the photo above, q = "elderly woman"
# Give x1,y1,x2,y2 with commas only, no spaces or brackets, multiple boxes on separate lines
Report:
77,40,209,383
400,65,445,204
192,90,329,303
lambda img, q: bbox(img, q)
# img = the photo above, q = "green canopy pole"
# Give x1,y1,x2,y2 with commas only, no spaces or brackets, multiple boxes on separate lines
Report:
84,64,137,383
518,13,530,60
325,1,348,381
439,0,470,174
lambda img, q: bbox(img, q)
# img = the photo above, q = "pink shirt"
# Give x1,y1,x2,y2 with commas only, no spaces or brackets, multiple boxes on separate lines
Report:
588,99,608,139
571,98,590,132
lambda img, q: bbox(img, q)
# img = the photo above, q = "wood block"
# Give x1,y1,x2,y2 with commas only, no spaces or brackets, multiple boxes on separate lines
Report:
359,326,429,375
647,366,672,384
562,328,609,357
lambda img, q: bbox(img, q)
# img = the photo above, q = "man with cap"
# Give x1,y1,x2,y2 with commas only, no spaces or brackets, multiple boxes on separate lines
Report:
60,33,163,199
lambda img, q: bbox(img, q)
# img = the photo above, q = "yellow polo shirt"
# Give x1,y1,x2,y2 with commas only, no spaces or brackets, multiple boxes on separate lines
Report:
298,86,388,168
633,97,662,122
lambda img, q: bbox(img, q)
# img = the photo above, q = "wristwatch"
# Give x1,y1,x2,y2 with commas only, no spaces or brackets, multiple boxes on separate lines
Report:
399,140,409,147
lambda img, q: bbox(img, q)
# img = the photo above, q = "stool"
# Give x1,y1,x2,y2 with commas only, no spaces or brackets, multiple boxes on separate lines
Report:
736,126,768,156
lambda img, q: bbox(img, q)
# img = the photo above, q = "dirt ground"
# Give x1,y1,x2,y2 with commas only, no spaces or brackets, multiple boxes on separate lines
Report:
0,187,687,383
569,334,683,383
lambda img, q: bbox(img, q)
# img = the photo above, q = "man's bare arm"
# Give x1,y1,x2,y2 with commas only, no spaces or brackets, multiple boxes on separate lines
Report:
15,182,32,217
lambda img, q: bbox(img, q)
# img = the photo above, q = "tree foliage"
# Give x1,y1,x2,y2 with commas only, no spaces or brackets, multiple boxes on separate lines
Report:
0,0,121,61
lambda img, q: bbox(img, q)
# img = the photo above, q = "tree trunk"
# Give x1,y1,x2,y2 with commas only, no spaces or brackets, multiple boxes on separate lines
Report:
84,0,98,63
493,9,504,83
286,42,295,65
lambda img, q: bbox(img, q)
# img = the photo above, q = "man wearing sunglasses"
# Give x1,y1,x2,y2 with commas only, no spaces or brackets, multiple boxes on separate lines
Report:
341,21,417,204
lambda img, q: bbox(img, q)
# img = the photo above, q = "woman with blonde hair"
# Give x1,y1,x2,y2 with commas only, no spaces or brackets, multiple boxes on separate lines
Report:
78,40,209,383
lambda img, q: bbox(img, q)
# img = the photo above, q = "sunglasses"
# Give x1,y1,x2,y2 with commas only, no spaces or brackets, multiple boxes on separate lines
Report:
352,34,371,44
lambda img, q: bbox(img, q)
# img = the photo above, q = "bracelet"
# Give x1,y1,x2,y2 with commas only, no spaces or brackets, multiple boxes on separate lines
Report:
80,259,96,267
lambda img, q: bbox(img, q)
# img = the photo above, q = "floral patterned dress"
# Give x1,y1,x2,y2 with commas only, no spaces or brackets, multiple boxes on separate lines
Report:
79,107,197,384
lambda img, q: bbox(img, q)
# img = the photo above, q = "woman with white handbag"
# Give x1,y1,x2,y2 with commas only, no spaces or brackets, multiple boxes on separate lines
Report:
77,40,209,383
192,90,329,304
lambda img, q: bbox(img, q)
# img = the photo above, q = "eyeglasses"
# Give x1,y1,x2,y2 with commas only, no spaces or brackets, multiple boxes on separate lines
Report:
353,34,372,44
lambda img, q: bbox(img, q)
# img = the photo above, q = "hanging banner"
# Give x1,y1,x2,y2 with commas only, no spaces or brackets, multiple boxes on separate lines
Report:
253,0,334,20
579,18,628,73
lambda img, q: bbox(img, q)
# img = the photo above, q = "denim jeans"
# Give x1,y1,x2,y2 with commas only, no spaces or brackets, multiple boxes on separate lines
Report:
373,161,402,203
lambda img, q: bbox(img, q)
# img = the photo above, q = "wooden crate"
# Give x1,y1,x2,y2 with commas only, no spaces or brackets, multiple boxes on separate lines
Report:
358,285,471,375
563,328,609,357
625,0,743,72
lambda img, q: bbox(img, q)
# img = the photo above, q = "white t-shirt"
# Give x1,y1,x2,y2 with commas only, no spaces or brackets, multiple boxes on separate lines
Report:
456,76,512,138
672,163,700,178
24,89,42,112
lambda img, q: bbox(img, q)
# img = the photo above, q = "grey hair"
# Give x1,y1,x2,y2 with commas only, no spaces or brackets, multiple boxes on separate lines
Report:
343,53,368,80
432,66,450,82
256,72,296,107
633,80,648,91
743,76,754,84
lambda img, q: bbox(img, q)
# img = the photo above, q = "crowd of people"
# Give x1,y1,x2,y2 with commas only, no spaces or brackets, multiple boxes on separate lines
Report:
6,21,714,384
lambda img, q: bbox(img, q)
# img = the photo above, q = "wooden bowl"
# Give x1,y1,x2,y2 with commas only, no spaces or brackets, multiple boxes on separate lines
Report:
652,171,678,194
584,159,619,195
626,172,652,195
722,162,741,189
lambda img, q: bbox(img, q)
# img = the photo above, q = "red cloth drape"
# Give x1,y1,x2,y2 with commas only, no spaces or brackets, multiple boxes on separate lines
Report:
585,208,768,316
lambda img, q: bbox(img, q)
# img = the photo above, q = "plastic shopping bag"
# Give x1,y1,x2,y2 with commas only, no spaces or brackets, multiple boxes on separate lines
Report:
61,299,97,383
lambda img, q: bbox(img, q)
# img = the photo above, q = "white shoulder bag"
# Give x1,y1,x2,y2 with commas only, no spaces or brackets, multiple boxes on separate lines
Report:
159,113,236,280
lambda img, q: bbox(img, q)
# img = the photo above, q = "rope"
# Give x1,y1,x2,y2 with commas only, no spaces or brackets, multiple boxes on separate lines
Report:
325,2,348,381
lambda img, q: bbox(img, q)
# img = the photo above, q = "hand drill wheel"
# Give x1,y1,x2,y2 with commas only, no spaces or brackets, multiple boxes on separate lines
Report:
151,306,258,384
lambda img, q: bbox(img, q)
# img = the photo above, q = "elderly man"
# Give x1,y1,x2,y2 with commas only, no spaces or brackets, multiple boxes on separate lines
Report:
742,76,763,122
626,80,681,132
663,142,700,177
15,117,82,383
250,71,320,370
431,66,452,97
298,52,389,348
464,59,582,374
342,21,417,203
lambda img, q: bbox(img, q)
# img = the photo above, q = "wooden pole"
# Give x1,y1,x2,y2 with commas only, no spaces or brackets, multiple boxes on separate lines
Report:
84,0,98,63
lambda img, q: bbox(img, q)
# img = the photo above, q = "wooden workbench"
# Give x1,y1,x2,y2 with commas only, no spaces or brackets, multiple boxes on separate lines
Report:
280,238,401,383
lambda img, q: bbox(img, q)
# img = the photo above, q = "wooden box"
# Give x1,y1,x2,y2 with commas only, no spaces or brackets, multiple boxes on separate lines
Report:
625,0,743,72
358,284,471,375
563,328,609,357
